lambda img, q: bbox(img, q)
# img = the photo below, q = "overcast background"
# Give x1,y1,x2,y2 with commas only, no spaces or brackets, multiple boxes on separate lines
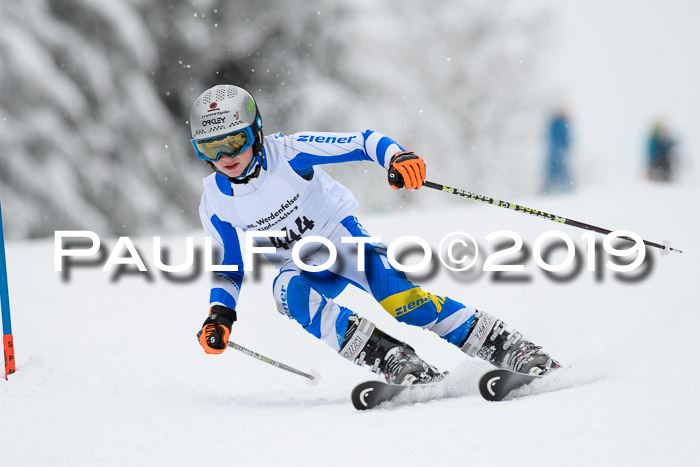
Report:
0,0,697,239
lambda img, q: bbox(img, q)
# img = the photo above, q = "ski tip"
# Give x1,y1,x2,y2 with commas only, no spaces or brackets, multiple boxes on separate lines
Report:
351,380,407,411
351,381,380,410
479,370,508,402
478,369,541,402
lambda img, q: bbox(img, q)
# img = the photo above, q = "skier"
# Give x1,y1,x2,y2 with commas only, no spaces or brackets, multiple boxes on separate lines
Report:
543,108,572,194
192,84,559,386
646,120,676,182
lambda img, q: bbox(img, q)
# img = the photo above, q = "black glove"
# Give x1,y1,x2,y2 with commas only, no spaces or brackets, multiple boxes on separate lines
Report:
198,305,237,354
388,151,426,190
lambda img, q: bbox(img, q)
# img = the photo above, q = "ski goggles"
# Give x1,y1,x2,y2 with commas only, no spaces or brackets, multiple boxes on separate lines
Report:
191,127,255,162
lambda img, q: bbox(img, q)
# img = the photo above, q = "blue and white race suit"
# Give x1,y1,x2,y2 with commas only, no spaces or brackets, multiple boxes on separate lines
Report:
199,130,475,351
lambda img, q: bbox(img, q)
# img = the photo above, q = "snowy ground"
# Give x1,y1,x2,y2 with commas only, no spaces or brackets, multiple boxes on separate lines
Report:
1,180,699,467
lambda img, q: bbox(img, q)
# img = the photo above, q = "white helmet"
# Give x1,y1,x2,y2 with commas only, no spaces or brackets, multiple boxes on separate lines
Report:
190,85,264,182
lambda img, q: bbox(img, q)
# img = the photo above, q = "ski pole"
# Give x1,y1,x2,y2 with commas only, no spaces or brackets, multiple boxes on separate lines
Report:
197,332,315,380
423,180,683,255
226,340,315,380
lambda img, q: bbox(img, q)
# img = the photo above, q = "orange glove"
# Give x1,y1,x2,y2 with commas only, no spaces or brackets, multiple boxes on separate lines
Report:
388,151,426,190
198,305,237,354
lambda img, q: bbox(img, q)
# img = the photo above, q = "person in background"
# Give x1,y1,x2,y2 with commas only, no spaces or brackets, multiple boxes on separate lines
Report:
647,120,676,182
543,108,572,194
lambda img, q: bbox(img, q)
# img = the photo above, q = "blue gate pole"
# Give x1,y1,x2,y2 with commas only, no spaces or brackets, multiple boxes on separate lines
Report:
0,197,16,378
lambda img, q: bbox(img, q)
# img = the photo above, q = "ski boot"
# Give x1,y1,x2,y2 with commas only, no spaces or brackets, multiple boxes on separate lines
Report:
339,315,444,385
461,310,560,375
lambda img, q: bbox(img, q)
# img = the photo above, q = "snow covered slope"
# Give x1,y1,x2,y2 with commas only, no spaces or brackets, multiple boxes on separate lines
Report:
1,181,698,467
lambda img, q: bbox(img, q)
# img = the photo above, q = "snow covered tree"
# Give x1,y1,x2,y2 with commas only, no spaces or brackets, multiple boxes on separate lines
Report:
0,0,548,238
0,0,203,238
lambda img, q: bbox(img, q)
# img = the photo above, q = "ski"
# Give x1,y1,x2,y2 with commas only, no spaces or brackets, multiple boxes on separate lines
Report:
351,379,449,410
478,368,542,401
354,369,550,408
352,381,407,410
